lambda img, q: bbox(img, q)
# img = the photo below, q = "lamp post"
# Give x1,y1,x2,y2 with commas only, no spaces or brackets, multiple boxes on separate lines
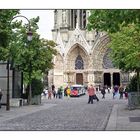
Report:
6,15,33,110
27,32,33,105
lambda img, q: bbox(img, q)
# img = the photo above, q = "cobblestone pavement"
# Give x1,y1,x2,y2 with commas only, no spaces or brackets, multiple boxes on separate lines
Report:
0,93,127,131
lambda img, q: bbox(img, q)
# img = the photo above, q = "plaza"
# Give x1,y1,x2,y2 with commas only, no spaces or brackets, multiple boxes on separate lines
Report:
0,93,137,131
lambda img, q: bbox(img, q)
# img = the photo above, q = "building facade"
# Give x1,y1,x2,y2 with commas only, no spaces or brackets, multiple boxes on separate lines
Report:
48,10,129,89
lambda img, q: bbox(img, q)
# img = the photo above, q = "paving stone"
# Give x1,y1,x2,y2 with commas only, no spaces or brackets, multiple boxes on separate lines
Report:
0,93,126,131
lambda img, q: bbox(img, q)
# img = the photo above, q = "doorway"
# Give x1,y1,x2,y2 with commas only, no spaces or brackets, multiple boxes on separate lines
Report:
113,73,120,86
76,73,83,85
104,73,111,87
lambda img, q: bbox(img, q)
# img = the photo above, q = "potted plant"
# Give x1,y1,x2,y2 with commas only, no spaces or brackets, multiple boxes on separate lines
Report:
31,79,44,105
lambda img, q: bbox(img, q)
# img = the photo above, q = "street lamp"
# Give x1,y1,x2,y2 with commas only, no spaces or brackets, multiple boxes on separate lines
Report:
27,29,33,105
27,30,33,41
6,15,33,110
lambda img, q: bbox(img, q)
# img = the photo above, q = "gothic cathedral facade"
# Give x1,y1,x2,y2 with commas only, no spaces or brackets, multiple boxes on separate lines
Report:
48,10,129,89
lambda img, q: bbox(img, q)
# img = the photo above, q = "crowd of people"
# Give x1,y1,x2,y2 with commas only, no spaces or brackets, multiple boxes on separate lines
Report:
99,85,128,100
42,85,64,99
0,83,128,109
112,85,128,99
41,83,128,104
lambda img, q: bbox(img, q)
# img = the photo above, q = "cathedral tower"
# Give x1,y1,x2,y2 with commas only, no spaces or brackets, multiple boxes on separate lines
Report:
48,10,129,89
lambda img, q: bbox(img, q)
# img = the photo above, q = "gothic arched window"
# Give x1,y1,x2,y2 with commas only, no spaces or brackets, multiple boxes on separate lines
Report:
75,55,84,70
103,49,114,69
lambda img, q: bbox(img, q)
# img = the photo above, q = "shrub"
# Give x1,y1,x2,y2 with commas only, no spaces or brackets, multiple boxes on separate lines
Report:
31,79,44,97
127,75,140,92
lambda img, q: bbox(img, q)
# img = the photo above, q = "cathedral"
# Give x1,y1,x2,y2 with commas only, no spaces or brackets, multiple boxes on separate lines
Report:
48,10,129,89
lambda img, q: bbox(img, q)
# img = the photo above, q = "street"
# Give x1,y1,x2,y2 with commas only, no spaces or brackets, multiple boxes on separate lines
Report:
0,93,127,131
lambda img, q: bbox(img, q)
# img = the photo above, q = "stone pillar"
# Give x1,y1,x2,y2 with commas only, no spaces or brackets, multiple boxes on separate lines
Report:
73,10,75,28
77,10,80,28
62,10,67,26
81,10,84,29
111,72,113,88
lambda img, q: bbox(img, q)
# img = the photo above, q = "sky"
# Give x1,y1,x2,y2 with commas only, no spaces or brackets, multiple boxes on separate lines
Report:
20,10,54,40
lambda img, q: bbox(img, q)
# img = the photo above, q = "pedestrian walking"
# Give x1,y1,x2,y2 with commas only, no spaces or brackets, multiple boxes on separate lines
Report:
66,86,71,98
87,84,94,104
119,85,124,99
101,86,106,99
57,86,63,99
52,90,56,98
64,86,68,96
0,88,3,108
51,84,56,98
48,88,52,99
113,85,119,99
124,87,128,99
52,84,55,91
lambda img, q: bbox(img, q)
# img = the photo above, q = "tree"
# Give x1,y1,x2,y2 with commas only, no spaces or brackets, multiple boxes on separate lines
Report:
109,24,140,93
87,10,140,33
87,10,140,93
0,10,57,103
9,16,57,90
0,10,19,60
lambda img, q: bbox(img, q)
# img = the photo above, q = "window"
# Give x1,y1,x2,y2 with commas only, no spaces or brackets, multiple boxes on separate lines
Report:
103,49,114,69
75,55,84,69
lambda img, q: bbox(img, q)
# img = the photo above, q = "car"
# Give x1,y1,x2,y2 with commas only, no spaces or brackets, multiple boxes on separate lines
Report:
70,84,86,97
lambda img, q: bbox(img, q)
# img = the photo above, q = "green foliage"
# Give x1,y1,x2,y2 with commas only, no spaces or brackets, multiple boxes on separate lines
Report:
108,24,140,72
87,10,140,33
31,79,44,97
127,75,140,92
0,10,57,99
8,15,57,85
0,10,19,60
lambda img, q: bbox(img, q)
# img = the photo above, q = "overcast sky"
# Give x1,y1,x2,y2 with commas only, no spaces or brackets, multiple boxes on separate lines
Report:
20,10,54,40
